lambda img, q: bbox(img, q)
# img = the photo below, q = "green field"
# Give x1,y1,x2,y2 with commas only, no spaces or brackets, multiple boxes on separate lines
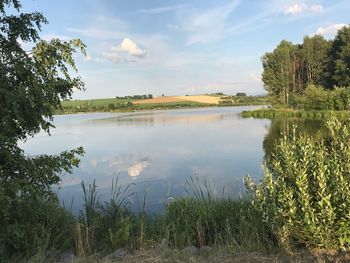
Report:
61,98,136,107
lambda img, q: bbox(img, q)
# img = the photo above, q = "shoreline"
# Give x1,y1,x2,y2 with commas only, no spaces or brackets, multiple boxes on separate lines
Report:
242,107,350,119
54,103,268,116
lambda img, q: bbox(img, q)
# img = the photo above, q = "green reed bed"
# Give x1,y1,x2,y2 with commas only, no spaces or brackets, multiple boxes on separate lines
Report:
6,176,275,262
165,198,274,251
69,177,275,257
242,108,350,119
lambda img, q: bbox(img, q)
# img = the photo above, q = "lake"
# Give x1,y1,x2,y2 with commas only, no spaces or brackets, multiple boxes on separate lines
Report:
20,106,323,213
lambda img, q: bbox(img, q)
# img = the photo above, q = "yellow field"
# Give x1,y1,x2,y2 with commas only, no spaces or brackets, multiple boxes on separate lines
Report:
175,95,220,104
133,95,220,105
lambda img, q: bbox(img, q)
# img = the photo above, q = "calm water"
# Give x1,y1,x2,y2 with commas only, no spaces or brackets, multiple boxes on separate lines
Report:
20,106,323,213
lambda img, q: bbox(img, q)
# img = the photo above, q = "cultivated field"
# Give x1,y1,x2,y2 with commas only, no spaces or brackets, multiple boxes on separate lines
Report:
134,95,221,105
175,95,221,104
133,97,185,104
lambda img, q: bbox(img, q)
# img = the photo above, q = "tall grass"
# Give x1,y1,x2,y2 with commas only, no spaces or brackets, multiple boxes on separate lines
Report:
166,177,275,252
73,178,138,256
68,176,277,257
74,180,99,256
6,175,278,261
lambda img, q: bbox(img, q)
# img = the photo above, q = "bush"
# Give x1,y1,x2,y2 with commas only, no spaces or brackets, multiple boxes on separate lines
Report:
0,193,74,261
246,118,350,250
291,85,350,111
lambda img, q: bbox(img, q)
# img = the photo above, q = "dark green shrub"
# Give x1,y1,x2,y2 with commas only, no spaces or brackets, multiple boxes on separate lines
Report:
0,193,74,260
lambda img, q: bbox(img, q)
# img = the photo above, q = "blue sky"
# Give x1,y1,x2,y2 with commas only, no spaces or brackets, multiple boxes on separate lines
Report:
22,0,350,99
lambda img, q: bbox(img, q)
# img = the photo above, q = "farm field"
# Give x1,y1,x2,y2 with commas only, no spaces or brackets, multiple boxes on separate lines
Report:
133,95,221,105
61,98,137,107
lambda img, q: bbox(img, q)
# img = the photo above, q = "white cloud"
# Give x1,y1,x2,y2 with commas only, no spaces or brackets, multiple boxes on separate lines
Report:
315,23,347,37
139,4,187,14
284,3,323,15
114,38,147,58
102,38,146,63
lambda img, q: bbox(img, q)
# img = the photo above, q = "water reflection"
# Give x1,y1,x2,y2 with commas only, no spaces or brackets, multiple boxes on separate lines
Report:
90,107,252,127
128,160,150,177
263,118,325,160
21,106,270,213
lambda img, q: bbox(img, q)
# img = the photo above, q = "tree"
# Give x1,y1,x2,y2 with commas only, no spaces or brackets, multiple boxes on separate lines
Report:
0,0,85,258
262,41,296,104
261,27,349,106
330,25,350,88
302,35,331,88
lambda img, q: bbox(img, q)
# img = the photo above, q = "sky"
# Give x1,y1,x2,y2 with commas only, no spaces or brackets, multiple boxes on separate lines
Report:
22,0,350,99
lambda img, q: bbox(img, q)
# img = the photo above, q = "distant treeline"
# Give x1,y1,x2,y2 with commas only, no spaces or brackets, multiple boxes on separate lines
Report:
262,24,350,109
115,94,153,99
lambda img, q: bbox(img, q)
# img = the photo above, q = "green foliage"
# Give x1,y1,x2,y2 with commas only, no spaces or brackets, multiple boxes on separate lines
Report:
262,25,350,104
241,108,350,119
293,85,350,110
61,177,276,256
330,25,350,87
246,118,350,250
165,177,275,251
74,179,138,256
262,40,297,104
0,0,85,259
0,193,74,260
302,35,331,88
165,198,274,251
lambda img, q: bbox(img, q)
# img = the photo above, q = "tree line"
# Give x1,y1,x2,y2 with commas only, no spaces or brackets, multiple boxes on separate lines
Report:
262,25,350,106
115,94,153,99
